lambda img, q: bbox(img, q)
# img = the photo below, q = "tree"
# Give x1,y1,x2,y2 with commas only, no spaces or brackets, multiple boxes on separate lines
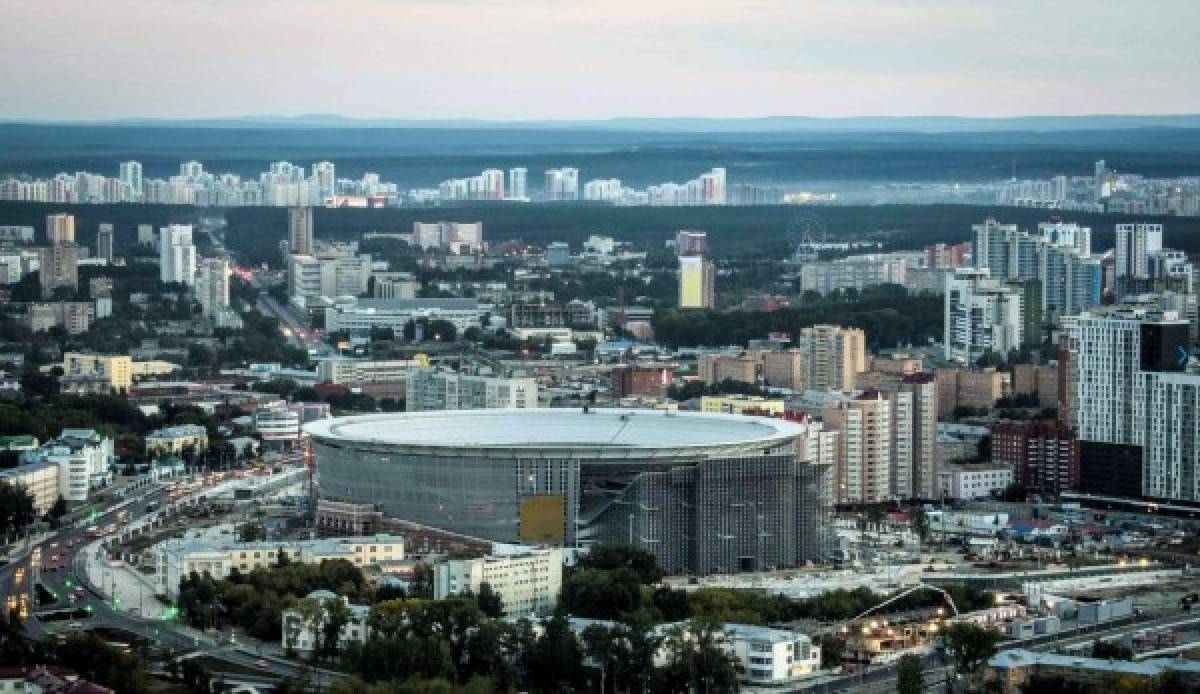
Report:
526,613,586,692
1000,482,1029,503
1091,640,1134,661
654,619,739,694
576,544,664,584
941,621,1003,675
369,326,395,342
896,654,925,694
910,507,931,544
426,320,457,342
0,481,36,536
321,597,354,661
238,522,267,542
476,582,505,619
581,624,619,693
294,596,325,662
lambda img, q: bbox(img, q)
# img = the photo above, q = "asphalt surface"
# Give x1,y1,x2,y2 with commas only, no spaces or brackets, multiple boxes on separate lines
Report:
1,479,339,686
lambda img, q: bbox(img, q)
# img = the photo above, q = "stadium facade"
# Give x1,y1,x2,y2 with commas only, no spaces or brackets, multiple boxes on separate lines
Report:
306,408,833,575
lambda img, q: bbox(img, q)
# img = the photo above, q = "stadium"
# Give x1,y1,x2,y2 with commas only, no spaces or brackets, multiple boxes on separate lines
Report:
306,408,832,575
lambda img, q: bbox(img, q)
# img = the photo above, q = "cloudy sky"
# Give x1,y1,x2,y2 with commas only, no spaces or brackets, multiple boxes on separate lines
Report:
3,0,1198,120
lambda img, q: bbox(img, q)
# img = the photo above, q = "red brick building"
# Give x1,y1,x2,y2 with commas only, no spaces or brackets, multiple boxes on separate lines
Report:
610,365,674,398
991,419,1079,496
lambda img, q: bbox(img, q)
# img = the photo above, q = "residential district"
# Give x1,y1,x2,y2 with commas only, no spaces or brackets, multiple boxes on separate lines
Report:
2,205,1200,694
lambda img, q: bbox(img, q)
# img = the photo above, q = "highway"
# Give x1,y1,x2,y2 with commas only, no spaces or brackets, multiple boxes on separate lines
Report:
1,476,340,686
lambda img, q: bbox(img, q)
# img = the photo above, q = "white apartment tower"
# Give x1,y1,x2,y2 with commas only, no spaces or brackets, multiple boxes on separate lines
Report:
159,224,196,286
1115,223,1164,279
543,168,579,201
312,161,336,201
119,161,143,201
508,167,528,200
480,169,505,200
195,257,231,318
944,268,1025,363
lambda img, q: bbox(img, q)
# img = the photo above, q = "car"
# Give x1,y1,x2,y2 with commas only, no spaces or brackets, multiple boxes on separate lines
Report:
67,621,83,629
255,659,269,669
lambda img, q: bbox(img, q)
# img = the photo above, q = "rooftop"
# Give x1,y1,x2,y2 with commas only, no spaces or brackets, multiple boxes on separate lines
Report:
304,408,809,449
990,649,1200,676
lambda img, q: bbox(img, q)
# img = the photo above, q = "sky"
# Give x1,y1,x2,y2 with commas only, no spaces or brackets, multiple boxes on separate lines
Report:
2,0,1199,121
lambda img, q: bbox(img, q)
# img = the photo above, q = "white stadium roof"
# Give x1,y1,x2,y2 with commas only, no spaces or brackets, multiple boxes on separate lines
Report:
304,408,807,449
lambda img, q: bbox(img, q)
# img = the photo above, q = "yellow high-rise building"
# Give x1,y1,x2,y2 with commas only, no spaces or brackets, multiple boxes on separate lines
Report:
679,255,715,309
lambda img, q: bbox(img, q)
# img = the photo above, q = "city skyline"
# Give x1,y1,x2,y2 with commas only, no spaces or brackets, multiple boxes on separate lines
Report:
3,0,1199,121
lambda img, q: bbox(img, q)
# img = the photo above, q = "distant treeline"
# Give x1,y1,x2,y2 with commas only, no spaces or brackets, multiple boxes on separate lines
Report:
3,201,1200,269
220,203,1200,266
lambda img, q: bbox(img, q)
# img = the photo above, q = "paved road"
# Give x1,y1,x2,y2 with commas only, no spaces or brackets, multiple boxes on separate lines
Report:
2,479,341,686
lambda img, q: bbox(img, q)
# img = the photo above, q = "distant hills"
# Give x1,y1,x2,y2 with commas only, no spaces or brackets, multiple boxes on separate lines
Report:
6,114,1200,132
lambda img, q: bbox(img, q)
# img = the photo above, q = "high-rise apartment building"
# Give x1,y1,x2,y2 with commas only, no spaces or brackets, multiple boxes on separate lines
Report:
891,374,939,499
944,268,1026,363
480,169,505,200
35,244,79,296
992,419,1079,496
96,224,114,263
312,161,336,201
119,161,143,201
1037,221,1091,257
159,224,196,286
1114,223,1163,279
1067,305,1200,501
971,218,1101,321
508,168,528,200
678,255,715,309
410,222,484,253
195,257,231,318
288,206,315,256
675,230,709,256
543,168,579,201
823,392,893,503
793,325,867,392
45,213,75,244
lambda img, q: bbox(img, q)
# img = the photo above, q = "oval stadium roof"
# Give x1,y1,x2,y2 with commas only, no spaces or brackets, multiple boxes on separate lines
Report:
304,408,807,449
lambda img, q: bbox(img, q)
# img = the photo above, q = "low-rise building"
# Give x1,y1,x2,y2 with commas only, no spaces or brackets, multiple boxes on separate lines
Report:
986,649,1200,694
0,459,60,515
158,534,406,598
721,624,822,685
280,590,371,657
937,463,1014,500
325,297,484,337
610,365,674,399
28,302,94,335
406,368,538,411
145,424,209,456
62,353,133,392
19,429,114,502
700,395,786,416
254,401,330,446
433,547,562,618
